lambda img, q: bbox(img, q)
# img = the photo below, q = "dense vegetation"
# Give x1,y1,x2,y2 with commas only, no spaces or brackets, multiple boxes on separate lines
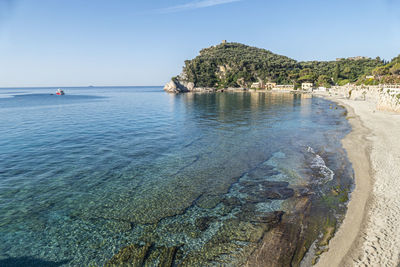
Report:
183,43,298,87
299,58,382,87
180,42,392,89
358,55,400,85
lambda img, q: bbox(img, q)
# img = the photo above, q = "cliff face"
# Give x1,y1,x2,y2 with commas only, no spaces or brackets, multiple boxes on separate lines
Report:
163,76,220,93
330,85,400,113
377,91,400,112
163,79,194,93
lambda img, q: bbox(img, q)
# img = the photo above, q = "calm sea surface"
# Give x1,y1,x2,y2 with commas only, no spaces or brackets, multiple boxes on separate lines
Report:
0,87,353,266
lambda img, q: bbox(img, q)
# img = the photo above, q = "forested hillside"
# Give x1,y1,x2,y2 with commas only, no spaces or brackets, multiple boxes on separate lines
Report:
358,55,400,85
179,42,386,89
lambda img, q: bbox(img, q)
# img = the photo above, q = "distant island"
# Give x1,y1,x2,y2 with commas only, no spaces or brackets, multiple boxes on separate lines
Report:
164,41,400,93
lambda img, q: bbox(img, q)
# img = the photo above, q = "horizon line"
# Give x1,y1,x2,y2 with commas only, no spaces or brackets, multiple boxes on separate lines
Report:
0,85,164,89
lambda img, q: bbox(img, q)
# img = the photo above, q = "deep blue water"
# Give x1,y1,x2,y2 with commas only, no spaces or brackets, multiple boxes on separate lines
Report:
0,87,352,266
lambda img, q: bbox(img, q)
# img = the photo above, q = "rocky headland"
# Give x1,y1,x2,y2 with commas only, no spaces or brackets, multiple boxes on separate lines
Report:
163,42,400,95
164,75,245,93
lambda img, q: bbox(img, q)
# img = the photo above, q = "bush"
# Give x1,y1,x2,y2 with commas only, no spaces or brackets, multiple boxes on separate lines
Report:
338,79,350,86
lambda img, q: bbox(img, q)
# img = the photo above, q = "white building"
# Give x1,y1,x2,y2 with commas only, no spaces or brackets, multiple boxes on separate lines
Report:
251,82,264,89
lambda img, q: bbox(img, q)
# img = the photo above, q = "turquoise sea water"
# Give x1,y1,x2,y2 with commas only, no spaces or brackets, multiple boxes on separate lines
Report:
0,87,352,266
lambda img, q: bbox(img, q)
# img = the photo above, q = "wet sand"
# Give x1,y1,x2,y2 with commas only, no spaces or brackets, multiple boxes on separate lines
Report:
316,95,400,266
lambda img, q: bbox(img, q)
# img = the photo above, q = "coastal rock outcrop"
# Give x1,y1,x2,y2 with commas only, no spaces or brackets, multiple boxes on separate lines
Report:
163,78,194,93
164,77,219,93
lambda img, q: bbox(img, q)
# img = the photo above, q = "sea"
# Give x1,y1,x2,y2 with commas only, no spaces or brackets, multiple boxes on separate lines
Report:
0,86,353,266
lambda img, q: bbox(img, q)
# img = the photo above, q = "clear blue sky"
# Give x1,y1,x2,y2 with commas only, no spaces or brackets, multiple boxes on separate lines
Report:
0,0,399,87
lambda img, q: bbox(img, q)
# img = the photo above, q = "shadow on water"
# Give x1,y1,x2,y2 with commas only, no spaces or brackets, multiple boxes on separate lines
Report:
0,257,70,267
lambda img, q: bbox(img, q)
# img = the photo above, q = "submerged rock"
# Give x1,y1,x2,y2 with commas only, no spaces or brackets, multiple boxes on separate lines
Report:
106,243,180,267
251,211,284,224
105,243,151,266
237,207,284,225
245,197,311,267
196,194,223,209
180,218,268,266
195,216,217,231
239,181,294,202
157,246,180,267
221,196,242,207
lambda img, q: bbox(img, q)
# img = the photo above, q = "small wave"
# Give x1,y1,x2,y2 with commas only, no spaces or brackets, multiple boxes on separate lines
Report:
307,146,334,184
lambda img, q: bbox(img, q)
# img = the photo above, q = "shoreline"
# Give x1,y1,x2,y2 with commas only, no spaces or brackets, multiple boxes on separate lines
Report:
316,93,400,266
163,89,400,265
315,94,374,266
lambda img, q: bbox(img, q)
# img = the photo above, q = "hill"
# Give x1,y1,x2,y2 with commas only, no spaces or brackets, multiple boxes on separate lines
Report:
166,42,389,92
183,42,298,87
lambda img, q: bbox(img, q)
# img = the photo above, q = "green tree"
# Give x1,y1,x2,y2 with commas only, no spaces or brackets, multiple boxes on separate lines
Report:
317,75,333,87
390,63,400,75
333,64,340,83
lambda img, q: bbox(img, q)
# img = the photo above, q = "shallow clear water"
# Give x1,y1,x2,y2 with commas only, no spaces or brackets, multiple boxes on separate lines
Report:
0,87,352,266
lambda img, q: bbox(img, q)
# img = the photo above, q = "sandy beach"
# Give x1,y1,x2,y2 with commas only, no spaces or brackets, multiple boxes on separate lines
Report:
316,95,400,266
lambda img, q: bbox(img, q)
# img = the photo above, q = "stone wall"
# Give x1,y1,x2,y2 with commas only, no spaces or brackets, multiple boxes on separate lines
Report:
329,85,400,113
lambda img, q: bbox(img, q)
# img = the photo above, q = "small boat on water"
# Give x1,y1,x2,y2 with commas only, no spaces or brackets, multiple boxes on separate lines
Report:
56,89,65,95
